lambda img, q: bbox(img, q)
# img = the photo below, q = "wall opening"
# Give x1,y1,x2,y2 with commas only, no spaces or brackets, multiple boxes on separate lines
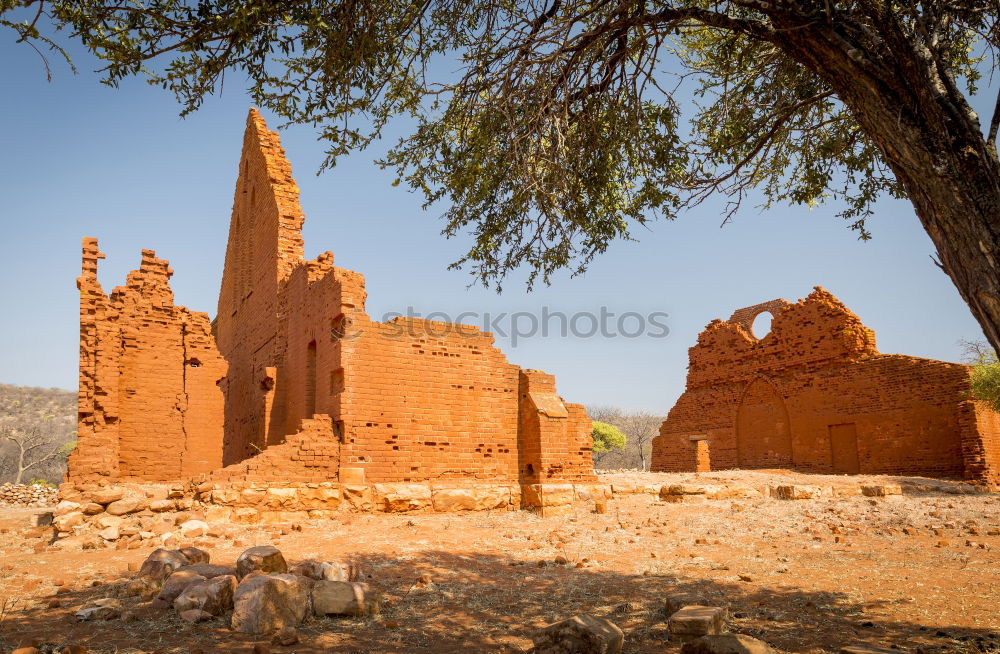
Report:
306,340,317,417
751,311,773,339
330,367,345,395
828,423,860,474
691,437,711,472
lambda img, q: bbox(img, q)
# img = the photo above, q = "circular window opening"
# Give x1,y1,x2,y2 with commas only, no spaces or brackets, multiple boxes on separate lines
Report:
751,312,773,339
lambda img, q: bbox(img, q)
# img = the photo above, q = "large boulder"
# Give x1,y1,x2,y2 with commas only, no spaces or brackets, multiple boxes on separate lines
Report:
53,511,85,532
106,496,148,516
53,500,81,517
311,581,379,616
175,563,235,579
531,615,623,654
128,549,191,597
95,515,123,529
174,574,237,616
149,499,176,512
236,546,287,579
143,548,190,571
669,606,727,640
290,560,360,582
152,571,207,608
681,635,776,654
97,526,120,541
231,573,313,634
89,487,124,505
178,547,210,565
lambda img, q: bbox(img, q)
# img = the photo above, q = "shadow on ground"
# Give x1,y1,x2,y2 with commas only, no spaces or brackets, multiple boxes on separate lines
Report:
0,548,997,654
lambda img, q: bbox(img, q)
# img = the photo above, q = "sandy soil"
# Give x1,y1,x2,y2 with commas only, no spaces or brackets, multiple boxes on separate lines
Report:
0,471,998,653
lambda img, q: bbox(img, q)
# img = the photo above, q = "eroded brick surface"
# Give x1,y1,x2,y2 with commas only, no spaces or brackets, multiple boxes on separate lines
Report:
72,243,227,481
651,288,1000,485
70,109,595,493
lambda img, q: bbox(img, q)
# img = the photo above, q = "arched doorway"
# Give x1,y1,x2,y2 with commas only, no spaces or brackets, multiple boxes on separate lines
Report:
736,377,793,468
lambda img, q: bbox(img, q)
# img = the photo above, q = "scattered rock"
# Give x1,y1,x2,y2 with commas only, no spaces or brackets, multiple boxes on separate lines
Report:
236,545,288,579
312,580,379,616
150,499,176,512
106,496,147,516
179,520,209,538
669,606,727,640
90,487,125,505
53,511,85,532
144,548,191,570
179,608,214,623
665,593,703,615
530,614,624,654
174,574,237,615
681,634,776,654
53,500,81,517
75,598,122,621
154,570,208,607
840,646,899,654
231,573,312,634
290,559,356,582
178,547,210,565
176,563,235,578
98,526,120,541
272,626,300,646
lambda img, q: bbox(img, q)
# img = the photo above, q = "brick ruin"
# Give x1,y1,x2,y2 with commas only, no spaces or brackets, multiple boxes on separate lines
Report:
68,109,596,514
651,288,1000,485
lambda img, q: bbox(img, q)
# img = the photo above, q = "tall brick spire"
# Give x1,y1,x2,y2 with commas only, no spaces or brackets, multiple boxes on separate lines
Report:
216,109,306,323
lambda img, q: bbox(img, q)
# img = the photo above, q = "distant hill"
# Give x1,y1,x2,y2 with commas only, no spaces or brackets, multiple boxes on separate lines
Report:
0,383,76,484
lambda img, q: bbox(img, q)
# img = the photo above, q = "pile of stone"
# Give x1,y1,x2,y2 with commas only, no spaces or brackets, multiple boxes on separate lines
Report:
0,482,58,507
79,544,377,639
527,606,778,654
47,484,220,550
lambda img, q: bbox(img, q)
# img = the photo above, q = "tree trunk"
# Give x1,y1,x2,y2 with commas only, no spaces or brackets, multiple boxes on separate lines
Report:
771,15,1000,354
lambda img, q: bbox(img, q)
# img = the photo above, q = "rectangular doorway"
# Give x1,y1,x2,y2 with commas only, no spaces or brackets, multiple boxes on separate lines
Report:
828,423,860,474
689,436,710,472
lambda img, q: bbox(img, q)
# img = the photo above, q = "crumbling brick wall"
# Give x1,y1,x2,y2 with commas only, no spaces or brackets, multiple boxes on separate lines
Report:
71,109,596,489
651,287,1000,485
70,241,227,481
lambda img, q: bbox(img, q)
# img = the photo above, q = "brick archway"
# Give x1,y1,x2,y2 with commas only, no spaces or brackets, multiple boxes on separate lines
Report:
736,377,793,468
728,299,791,340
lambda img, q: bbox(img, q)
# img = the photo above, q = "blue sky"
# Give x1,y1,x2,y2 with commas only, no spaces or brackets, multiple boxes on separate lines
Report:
0,33,989,413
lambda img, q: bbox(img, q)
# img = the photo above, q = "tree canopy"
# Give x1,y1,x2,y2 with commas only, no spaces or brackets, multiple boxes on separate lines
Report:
591,420,627,458
6,0,1000,350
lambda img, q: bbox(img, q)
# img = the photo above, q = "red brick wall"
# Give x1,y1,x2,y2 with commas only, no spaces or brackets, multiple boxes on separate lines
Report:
72,109,596,487
213,109,306,464
651,287,999,483
517,370,596,483
70,242,227,481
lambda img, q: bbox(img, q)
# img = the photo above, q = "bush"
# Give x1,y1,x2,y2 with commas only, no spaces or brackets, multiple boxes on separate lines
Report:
970,358,1000,412
591,421,626,454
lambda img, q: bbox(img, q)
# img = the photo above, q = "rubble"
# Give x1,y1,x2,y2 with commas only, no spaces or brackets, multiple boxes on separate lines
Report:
0,482,58,507
530,614,624,654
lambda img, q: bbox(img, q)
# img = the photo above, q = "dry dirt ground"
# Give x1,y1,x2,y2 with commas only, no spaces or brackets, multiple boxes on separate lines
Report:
0,470,998,654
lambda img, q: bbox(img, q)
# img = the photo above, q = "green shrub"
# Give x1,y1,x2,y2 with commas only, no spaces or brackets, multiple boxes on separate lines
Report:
28,478,56,488
970,357,1000,412
591,421,626,454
